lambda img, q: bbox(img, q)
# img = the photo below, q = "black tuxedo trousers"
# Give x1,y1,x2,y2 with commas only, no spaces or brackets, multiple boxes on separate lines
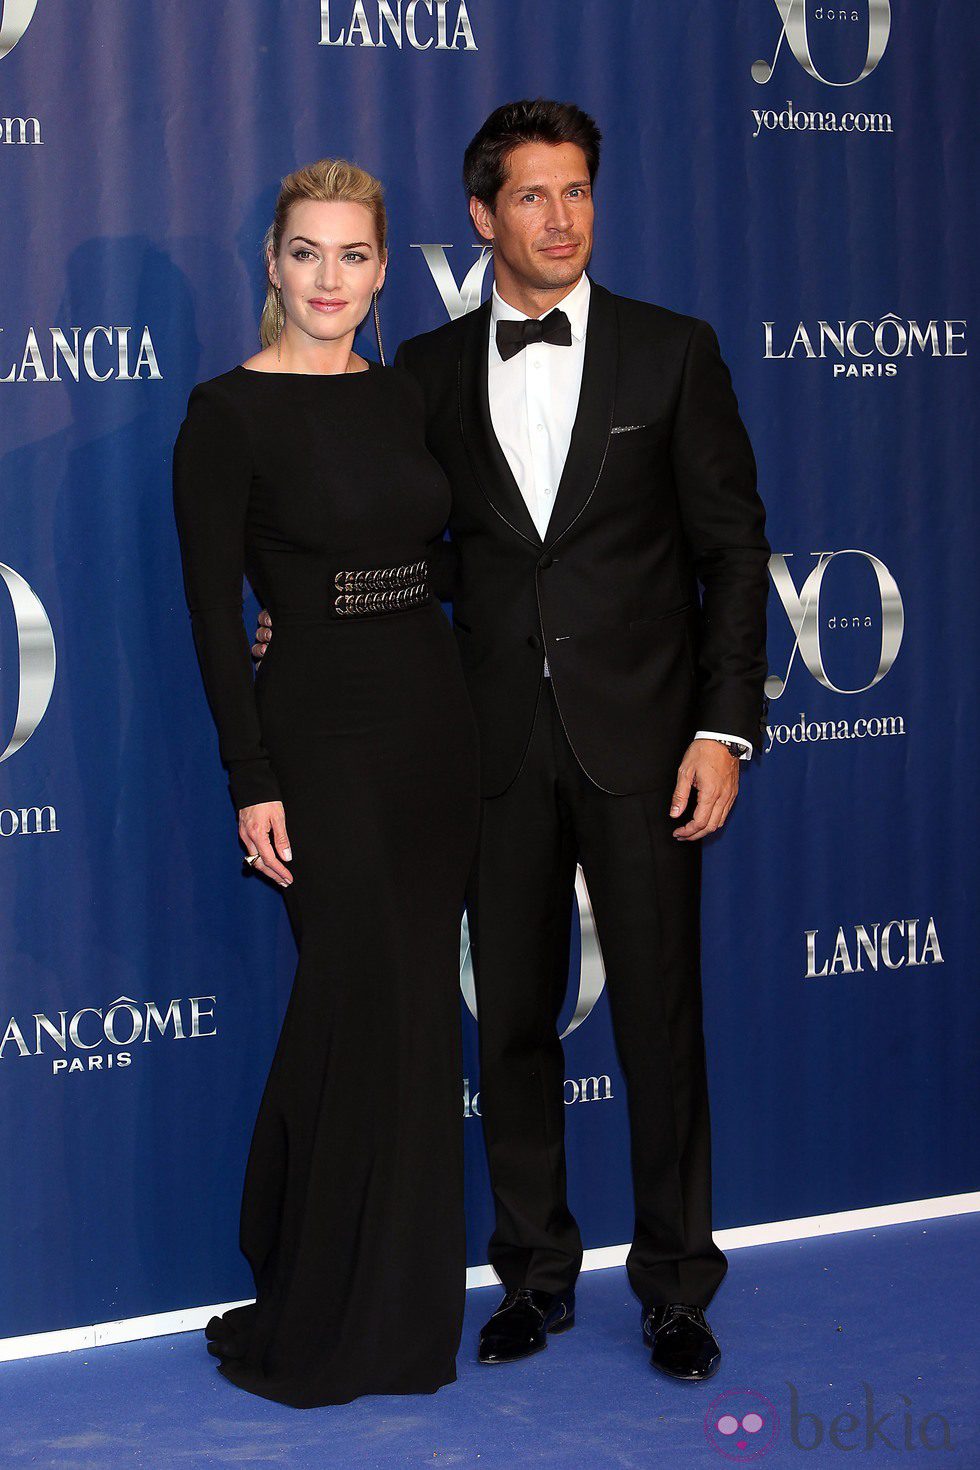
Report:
467,678,726,1308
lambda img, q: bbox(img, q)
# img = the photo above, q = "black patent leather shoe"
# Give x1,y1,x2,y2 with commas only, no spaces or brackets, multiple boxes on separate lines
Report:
478,1287,575,1365
642,1303,721,1380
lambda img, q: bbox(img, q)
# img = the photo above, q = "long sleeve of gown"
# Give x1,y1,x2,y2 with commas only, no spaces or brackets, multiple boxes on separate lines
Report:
172,381,282,811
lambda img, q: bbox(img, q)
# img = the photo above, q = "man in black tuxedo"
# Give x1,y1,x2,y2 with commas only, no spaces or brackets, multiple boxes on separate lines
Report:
255,100,769,1381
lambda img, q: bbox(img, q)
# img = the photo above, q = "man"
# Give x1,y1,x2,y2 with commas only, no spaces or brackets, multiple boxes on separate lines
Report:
255,99,769,1380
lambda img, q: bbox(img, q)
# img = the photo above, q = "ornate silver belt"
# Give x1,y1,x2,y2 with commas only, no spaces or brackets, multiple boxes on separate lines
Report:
332,559,429,618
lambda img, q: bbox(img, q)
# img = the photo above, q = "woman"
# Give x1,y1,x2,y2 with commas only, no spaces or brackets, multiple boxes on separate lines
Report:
172,159,480,1408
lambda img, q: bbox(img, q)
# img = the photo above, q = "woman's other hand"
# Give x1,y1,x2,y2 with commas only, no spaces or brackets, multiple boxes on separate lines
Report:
239,801,293,886
252,608,272,659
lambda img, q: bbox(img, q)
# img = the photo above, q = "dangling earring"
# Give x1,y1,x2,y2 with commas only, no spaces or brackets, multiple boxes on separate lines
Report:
373,289,386,367
275,285,284,362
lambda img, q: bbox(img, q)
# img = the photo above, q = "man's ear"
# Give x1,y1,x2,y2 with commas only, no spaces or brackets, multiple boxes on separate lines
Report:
469,195,494,243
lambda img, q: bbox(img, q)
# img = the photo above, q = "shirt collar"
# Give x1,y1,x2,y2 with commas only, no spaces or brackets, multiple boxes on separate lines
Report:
490,272,591,345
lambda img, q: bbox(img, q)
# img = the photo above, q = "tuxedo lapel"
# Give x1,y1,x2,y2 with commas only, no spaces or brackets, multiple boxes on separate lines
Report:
542,281,618,551
458,301,542,547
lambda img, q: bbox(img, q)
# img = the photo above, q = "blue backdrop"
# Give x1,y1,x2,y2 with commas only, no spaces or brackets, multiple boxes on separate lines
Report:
1,0,977,1340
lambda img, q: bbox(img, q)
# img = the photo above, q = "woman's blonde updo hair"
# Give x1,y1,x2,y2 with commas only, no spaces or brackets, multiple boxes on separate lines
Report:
259,158,388,349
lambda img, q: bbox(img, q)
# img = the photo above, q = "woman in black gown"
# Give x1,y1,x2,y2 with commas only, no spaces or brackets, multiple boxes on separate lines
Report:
172,159,479,1408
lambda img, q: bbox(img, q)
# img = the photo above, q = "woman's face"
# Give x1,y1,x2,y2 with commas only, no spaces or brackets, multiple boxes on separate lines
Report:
269,198,386,347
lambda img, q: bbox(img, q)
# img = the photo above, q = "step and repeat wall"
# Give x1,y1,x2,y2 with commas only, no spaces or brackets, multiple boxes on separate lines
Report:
1,1,976,1341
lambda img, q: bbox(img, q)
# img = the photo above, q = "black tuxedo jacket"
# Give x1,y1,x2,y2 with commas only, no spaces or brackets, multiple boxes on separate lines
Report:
395,280,770,798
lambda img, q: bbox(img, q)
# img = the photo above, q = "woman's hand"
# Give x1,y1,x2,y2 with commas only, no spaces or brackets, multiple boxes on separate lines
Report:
239,801,293,886
251,608,272,659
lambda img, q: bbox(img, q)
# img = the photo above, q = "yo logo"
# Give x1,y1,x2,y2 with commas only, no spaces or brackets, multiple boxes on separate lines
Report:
0,1,39,62
766,550,904,699
752,0,891,88
460,864,606,1038
705,1389,780,1461
0,562,56,764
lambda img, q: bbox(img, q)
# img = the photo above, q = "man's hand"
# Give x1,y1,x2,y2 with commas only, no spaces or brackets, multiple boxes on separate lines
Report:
669,739,740,841
252,608,272,659
239,800,293,886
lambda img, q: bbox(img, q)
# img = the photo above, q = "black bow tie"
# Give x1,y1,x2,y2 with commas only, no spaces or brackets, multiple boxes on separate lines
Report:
495,308,572,362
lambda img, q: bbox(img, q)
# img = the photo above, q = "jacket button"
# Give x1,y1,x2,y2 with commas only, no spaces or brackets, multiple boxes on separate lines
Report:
538,554,554,570
527,634,542,650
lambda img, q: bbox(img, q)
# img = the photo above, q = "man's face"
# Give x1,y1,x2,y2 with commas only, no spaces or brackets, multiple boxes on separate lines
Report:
470,141,594,295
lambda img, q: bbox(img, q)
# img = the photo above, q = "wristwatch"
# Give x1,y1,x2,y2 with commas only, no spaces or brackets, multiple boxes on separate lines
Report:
716,739,744,759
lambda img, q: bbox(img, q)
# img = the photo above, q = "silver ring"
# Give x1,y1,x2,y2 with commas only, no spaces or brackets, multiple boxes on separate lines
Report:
244,853,260,866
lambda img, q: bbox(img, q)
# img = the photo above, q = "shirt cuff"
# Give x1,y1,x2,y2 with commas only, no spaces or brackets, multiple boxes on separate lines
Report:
694,730,753,761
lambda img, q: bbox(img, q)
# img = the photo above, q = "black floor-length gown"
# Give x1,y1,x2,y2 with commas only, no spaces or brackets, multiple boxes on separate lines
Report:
172,361,480,1408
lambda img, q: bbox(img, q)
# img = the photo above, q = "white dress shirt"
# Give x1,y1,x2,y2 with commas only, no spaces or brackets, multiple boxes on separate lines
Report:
486,274,752,759
489,271,591,541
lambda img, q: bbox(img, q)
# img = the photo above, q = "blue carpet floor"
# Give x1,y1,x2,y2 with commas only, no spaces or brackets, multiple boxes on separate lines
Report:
3,1215,977,1469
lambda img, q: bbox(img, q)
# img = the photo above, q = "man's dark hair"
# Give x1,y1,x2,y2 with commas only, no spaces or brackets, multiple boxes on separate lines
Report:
463,98,602,209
